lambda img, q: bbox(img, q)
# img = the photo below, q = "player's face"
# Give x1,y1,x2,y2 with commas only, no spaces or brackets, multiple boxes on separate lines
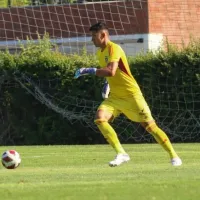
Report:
91,31,105,47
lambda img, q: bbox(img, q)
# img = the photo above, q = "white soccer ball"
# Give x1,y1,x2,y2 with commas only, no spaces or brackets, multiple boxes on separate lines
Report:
1,150,21,169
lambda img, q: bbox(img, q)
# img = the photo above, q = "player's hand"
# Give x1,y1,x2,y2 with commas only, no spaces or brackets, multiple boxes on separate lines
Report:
74,68,97,79
102,80,110,99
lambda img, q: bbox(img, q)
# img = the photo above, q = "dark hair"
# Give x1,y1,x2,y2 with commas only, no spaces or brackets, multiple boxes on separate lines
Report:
89,22,108,32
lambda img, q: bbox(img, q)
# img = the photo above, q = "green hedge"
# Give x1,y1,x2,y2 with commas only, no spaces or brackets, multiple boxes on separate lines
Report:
0,0,31,7
0,36,199,145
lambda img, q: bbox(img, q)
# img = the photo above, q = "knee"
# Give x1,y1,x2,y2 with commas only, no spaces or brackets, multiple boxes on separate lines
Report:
145,122,157,133
94,118,107,125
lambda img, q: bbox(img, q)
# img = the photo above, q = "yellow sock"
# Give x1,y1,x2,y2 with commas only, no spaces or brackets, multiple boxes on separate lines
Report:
146,123,178,159
95,119,126,154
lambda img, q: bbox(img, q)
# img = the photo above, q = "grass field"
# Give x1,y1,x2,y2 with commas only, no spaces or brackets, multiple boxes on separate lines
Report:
0,144,200,200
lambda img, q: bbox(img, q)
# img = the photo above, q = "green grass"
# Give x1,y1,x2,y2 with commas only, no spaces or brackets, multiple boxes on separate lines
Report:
0,144,200,200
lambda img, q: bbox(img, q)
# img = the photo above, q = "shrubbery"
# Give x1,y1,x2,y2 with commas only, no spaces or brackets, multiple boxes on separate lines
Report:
0,36,199,145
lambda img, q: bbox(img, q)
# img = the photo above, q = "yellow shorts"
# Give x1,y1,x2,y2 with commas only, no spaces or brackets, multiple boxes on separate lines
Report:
98,94,154,122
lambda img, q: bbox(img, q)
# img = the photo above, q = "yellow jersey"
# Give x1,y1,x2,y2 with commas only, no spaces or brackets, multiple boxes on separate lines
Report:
96,41,142,98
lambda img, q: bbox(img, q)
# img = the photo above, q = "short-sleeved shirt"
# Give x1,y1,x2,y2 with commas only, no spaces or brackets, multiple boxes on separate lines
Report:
96,41,142,98
97,41,154,122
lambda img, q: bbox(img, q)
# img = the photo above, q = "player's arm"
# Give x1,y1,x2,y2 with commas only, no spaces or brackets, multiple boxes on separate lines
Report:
74,61,118,79
96,62,118,77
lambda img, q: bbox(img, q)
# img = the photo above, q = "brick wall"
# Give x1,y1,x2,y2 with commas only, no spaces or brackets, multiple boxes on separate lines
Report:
0,0,200,46
0,1,148,40
148,0,200,45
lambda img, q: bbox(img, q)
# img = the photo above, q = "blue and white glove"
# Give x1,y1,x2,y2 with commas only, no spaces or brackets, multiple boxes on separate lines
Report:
102,80,110,99
74,67,97,79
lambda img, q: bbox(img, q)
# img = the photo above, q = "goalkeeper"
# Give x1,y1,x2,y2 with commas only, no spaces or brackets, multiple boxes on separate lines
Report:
74,22,182,167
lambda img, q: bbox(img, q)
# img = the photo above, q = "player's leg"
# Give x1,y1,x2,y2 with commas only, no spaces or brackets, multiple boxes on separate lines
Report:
95,110,126,154
141,121,182,166
94,102,130,166
121,95,182,166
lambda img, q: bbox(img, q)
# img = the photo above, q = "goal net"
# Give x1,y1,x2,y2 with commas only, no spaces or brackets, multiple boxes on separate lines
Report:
0,0,163,55
0,0,200,144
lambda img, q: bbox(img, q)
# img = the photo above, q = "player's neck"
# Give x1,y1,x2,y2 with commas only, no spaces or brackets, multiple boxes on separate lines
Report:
100,39,110,51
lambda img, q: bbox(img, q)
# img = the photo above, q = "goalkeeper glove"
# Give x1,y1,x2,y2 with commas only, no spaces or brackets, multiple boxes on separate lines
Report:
74,68,97,79
102,80,110,99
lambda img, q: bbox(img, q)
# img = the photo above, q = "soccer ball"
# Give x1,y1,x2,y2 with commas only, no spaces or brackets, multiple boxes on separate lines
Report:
1,150,21,169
